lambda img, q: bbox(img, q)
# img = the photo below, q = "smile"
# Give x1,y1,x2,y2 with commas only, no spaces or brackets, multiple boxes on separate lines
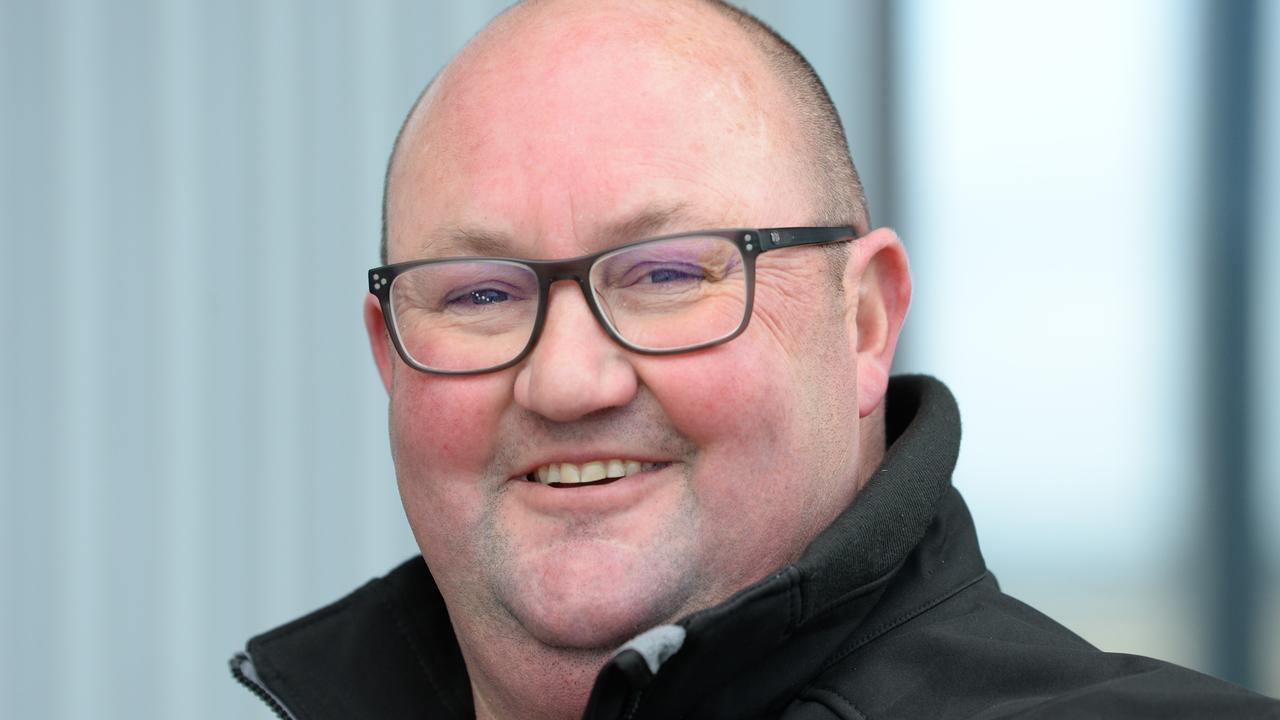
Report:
526,459,669,487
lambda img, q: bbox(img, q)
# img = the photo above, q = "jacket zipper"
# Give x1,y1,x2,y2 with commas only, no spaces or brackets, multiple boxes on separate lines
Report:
230,652,299,720
619,689,645,720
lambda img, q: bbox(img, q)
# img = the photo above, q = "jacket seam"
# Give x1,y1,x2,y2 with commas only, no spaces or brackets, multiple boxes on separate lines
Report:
796,686,871,720
819,569,992,674
799,565,898,629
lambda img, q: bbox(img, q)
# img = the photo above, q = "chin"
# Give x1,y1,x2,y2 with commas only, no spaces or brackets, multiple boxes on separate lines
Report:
498,540,699,651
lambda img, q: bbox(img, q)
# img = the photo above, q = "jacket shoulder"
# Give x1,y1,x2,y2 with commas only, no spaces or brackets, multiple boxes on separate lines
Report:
242,557,473,720
794,574,1280,719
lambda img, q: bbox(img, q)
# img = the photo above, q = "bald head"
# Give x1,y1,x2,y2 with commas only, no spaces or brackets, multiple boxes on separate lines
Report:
379,0,867,265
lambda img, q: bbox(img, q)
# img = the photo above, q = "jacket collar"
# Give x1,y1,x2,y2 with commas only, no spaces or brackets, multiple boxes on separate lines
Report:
584,374,972,718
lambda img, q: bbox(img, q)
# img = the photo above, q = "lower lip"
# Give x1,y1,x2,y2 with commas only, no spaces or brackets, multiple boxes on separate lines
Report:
508,464,675,515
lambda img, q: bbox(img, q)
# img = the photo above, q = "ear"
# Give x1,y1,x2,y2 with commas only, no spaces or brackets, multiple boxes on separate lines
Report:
364,293,395,394
842,227,911,418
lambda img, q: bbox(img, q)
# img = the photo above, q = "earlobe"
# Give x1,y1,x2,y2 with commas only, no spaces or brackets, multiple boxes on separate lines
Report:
844,228,912,418
364,294,395,394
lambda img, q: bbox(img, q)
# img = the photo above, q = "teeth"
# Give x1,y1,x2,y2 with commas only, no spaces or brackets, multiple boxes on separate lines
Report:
530,458,660,486
559,463,580,483
580,461,606,483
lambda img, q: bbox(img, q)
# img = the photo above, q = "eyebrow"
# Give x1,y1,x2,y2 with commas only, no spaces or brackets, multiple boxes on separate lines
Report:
415,227,514,258
416,202,705,261
599,202,698,247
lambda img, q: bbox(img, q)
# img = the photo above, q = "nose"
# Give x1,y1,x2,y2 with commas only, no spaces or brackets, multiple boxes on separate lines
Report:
512,281,639,422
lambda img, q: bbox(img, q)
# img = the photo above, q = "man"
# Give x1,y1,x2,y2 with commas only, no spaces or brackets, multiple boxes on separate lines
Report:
231,1,1280,718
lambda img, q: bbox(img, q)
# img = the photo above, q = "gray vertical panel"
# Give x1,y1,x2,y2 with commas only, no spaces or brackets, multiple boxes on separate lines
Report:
1201,0,1261,690
319,1,370,599
157,0,211,714
251,0,308,631
66,0,169,713
193,0,257,701
348,1,419,573
3,3,65,718
350,0,399,572
175,1,261,714
292,0,368,602
1256,0,1280,699
60,0,108,713
0,5,14,713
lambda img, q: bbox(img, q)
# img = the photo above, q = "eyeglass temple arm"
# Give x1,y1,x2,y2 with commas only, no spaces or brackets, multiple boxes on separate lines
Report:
757,226,855,252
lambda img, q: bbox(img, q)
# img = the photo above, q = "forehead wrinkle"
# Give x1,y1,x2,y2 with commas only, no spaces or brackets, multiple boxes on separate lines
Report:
598,202,709,246
414,227,516,260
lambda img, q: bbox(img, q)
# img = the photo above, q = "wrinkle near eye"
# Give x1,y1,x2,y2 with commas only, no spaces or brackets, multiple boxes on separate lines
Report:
749,260,845,359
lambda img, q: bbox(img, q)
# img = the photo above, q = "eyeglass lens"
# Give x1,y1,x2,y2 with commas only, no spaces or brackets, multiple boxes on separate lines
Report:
388,235,748,372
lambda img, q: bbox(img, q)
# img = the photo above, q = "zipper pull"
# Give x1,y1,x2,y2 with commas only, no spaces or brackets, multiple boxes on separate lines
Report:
582,624,686,720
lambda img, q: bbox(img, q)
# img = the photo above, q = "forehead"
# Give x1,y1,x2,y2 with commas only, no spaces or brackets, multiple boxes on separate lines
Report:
385,1,811,262
409,203,725,260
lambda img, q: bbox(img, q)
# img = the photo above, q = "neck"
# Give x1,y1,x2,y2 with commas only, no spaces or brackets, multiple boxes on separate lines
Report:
468,638,606,717
856,405,887,491
457,615,610,720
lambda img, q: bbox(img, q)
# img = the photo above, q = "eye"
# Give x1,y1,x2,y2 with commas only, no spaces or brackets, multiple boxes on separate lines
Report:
463,288,510,304
441,284,525,311
646,267,702,284
611,261,705,288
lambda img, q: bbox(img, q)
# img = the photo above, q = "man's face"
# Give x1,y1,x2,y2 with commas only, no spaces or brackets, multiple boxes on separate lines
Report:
371,6,870,653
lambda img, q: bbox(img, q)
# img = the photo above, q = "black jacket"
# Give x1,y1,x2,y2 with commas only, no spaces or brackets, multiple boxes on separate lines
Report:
232,376,1280,719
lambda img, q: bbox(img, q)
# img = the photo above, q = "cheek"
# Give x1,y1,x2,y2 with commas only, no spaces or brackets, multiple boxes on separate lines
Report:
641,276,850,452
635,301,861,568
639,340,789,447
637,342,818,581
390,373,507,468
638,333,812,510
388,371,512,558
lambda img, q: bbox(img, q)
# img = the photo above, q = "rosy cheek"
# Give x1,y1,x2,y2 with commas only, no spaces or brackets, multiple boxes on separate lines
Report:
391,372,510,466
637,338,810,579
389,372,513,551
637,338,789,450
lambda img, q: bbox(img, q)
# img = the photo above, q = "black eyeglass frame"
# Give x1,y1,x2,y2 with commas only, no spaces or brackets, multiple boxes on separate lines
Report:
368,226,856,375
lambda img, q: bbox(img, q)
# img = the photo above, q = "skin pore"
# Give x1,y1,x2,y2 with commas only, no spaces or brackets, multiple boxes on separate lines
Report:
364,1,911,718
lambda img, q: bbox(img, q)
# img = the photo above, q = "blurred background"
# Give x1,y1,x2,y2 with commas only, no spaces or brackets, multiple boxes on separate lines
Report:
1,0,1276,717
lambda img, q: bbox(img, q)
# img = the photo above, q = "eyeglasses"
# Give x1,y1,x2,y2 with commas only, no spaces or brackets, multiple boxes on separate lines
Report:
368,226,856,375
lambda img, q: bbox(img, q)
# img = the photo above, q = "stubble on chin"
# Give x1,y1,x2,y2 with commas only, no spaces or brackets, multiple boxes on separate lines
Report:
475,471,705,653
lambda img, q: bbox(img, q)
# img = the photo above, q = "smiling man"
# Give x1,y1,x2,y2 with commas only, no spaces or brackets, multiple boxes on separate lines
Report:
231,1,1280,718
